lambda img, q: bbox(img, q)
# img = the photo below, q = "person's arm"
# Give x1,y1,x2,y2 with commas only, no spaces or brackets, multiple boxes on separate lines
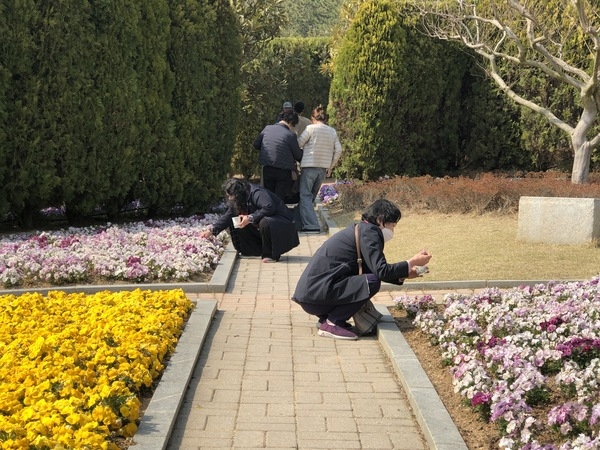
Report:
253,131,264,150
358,225,407,282
297,128,310,149
359,224,432,284
247,189,276,224
289,134,304,163
331,131,343,168
200,207,235,237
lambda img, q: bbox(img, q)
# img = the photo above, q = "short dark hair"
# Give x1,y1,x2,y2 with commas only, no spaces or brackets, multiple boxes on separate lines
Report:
361,199,401,226
280,110,299,126
294,101,305,114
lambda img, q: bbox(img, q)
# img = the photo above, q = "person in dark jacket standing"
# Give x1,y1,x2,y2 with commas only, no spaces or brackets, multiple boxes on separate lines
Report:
254,109,303,201
200,178,299,263
292,199,432,339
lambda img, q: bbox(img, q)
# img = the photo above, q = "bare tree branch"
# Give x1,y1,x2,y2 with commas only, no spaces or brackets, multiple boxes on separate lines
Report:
416,0,600,183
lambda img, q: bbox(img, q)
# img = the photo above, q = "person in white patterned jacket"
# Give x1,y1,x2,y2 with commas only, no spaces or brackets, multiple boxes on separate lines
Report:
296,105,343,233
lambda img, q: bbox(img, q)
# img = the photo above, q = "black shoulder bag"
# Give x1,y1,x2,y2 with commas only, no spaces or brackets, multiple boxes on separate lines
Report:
352,223,383,336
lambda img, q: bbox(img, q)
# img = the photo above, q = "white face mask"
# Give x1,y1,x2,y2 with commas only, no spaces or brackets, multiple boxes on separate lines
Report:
381,227,394,243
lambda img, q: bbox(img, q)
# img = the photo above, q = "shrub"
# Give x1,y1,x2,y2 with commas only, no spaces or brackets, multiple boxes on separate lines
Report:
330,173,600,215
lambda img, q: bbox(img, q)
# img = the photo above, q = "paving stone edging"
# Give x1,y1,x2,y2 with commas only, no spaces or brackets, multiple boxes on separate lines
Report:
375,304,469,450
133,299,218,449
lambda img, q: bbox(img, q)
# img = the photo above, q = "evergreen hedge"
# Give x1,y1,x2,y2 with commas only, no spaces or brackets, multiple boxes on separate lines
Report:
0,0,241,228
230,36,331,180
328,0,528,181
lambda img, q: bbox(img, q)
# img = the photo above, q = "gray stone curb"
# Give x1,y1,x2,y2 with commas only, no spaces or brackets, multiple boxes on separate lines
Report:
375,304,468,450
133,299,218,449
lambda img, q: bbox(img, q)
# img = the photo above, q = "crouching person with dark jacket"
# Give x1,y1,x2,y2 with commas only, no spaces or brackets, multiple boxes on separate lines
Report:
200,178,300,263
292,199,432,339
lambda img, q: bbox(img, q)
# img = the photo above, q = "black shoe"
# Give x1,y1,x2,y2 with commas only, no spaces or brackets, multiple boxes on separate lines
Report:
301,228,321,234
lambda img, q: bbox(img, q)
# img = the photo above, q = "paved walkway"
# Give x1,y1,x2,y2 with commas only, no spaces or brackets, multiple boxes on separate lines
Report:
137,215,474,450
170,236,429,450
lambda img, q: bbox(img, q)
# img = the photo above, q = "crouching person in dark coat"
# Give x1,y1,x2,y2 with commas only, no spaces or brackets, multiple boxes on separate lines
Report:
200,178,300,263
292,199,432,340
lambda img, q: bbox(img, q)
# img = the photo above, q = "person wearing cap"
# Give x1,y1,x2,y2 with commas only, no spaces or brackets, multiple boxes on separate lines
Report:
276,101,294,122
254,109,302,202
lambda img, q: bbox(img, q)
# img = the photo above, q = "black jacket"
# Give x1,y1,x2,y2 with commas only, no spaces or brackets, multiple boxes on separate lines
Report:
292,222,408,305
253,123,303,170
211,183,299,259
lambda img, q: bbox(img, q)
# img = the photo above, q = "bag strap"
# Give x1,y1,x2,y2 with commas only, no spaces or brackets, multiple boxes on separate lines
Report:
354,223,363,275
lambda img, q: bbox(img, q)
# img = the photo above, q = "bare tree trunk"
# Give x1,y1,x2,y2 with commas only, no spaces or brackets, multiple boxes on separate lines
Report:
570,137,591,184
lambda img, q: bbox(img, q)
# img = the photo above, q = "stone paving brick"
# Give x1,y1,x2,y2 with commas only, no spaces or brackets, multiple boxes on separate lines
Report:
325,416,358,432
265,430,297,447
295,414,326,431
236,419,296,431
232,430,265,447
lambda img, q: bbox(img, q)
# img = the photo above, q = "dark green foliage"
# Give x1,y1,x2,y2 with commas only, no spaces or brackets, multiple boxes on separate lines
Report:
271,37,332,115
56,0,141,224
282,0,344,37
329,0,528,181
0,0,241,228
1,0,59,227
205,0,242,194
515,68,582,172
129,0,181,219
457,65,528,174
329,0,409,180
230,36,331,179
169,0,242,214
391,23,465,178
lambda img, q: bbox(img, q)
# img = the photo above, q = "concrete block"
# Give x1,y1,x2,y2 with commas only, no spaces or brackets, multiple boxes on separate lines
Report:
517,196,600,245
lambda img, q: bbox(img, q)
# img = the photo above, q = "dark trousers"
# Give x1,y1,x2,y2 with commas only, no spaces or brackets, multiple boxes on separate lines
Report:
229,219,275,259
262,165,292,202
299,274,381,326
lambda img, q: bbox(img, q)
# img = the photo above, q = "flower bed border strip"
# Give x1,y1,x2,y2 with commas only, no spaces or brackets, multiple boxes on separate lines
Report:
133,298,218,449
375,303,469,450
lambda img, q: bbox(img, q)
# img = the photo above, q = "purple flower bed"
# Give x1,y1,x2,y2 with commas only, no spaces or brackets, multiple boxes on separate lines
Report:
395,277,600,449
318,180,352,205
0,215,226,287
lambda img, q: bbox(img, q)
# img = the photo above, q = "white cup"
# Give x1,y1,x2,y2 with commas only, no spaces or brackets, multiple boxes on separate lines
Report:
232,216,242,228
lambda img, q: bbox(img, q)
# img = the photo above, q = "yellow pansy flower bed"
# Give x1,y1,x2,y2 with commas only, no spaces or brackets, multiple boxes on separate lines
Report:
0,288,193,449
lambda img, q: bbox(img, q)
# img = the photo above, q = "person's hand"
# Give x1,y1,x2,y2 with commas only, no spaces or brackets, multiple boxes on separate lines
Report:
200,229,213,239
326,168,332,177
409,249,431,266
407,266,427,278
238,214,252,228
407,250,432,278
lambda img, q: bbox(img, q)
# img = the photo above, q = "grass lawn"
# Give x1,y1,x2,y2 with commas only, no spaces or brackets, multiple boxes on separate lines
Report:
327,209,600,282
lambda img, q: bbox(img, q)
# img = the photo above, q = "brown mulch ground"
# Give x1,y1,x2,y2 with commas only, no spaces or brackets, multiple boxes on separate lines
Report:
390,308,501,450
